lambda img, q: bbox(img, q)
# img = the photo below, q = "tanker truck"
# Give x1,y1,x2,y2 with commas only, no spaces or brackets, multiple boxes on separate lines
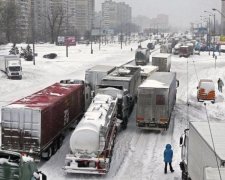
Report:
64,94,118,174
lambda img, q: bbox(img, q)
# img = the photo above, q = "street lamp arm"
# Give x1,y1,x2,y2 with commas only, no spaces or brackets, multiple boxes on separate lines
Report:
212,8,225,18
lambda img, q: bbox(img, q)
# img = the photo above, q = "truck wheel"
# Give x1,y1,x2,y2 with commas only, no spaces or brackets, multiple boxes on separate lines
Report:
121,117,128,130
53,141,58,154
57,136,64,148
47,146,53,159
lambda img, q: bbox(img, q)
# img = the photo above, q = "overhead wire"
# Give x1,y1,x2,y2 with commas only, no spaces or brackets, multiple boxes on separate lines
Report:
204,104,222,180
191,54,222,180
186,54,222,180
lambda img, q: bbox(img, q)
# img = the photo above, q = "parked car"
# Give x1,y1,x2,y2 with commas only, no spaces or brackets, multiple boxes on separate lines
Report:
197,79,215,103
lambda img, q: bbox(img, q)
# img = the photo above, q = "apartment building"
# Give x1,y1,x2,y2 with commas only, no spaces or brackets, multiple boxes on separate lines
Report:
102,0,131,31
75,0,95,36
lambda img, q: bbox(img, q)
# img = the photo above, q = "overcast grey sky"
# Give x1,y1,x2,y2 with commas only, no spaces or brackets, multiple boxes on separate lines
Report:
96,0,221,28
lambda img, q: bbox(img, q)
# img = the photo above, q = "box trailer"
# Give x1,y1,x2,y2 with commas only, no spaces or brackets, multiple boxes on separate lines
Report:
0,55,22,79
152,53,171,72
85,65,116,93
101,66,141,101
204,167,225,180
136,72,177,130
180,122,225,180
1,80,90,160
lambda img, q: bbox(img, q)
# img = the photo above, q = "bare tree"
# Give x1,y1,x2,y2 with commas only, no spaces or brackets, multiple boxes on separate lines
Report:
46,5,66,44
0,1,21,43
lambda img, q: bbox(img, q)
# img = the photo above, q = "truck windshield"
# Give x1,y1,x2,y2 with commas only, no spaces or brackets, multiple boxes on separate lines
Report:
135,52,145,60
9,66,20,71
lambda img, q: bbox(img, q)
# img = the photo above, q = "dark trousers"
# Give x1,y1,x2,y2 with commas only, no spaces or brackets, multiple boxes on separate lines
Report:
164,162,173,173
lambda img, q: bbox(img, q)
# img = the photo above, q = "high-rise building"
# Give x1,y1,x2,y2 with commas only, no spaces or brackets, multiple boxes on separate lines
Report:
1,0,32,41
102,0,131,31
75,0,95,36
31,0,50,41
221,0,225,35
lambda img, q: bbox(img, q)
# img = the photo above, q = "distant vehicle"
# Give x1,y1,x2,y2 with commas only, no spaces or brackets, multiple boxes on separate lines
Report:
0,150,46,180
1,80,91,160
160,43,172,53
136,72,178,130
135,47,150,65
173,43,182,55
152,53,171,72
0,55,22,79
179,46,191,58
85,65,116,93
186,43,194,55
220,45,225,53
197,79,215,103
100,66,142,128
179,122,225,180
147,42,155,50
43,53,57,59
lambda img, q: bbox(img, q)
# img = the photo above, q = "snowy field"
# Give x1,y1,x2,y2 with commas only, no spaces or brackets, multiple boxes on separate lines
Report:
1,41,225,180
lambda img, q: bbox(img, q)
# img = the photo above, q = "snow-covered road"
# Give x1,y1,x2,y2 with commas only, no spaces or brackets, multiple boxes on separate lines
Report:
1,42,225,180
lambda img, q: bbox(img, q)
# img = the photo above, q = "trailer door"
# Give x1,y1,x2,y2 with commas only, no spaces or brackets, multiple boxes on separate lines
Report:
155,90,168,124
137,89,153,123
2,107,41,153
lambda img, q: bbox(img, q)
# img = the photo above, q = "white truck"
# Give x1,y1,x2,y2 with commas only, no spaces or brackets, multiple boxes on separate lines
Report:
136,72,178,130
64,94,118,174
179,122,225,180
85,65,116,93
152,53,171,72
0,55,22,79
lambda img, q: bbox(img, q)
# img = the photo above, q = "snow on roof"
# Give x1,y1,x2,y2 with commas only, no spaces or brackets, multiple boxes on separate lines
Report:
152,53,171,58
191,121,225,161
3,83,82,110
135,48,148,54
199,79,215,93
86,65,115,73
102,66,140,82
139,72,175,88
204,167,225,180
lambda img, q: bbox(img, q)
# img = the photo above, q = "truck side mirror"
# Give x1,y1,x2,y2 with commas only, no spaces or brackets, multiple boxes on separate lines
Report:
179,136,183,146
91,91,95,98
176,80,179,88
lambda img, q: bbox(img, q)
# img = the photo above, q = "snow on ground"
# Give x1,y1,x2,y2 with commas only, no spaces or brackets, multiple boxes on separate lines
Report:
1,41,225,180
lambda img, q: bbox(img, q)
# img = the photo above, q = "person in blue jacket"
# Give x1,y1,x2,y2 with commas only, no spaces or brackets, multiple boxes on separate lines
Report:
164,144,174,174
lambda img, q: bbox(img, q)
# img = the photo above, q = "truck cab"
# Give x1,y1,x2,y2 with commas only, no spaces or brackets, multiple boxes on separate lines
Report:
0,55,22,79
0,150,46,180
135,47,150,65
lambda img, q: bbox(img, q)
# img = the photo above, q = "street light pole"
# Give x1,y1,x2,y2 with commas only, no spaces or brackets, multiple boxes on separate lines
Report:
32,1,35,65
213,8,225,35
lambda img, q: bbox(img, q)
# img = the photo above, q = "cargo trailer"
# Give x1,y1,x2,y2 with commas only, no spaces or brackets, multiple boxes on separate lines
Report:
180,122,225,180
136,72,177,130
85,65,116,93
1,80,91,160
152,53,171,72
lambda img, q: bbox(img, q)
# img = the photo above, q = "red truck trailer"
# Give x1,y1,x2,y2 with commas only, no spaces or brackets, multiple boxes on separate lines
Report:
1,80,91,160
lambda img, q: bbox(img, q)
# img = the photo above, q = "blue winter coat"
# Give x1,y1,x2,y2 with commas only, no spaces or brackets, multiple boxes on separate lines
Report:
164,144,173,163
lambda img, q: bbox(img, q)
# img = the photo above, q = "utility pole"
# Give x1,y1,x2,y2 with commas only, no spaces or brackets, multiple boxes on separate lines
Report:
66,0,69,57
32,0,35,65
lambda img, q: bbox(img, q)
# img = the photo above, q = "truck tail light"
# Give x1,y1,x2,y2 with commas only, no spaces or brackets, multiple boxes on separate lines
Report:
137,116,144,121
